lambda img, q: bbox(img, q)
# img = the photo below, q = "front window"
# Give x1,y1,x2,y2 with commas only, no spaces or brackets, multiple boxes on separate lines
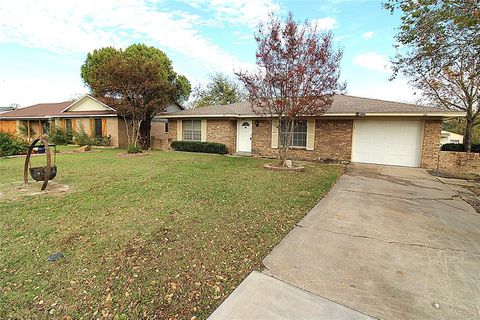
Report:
94,119,103,137
182,120,201,141
65,119,73,132
280,120,307,148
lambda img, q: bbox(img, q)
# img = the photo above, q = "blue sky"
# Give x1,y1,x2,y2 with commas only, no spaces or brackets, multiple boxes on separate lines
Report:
0,0,416,107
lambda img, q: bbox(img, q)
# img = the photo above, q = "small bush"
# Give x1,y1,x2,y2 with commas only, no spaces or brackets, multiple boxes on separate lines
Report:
66,128,74,144
171,141,228,154
0,132,28,157
127,144,142,153
18,122,35,139
49,126,69,145
92,135,111,147
74,124,92,146
441,143,480,153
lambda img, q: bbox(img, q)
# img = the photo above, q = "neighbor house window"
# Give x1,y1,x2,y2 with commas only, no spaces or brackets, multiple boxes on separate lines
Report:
94,119,103,137
280,120,307,148
41,120,51,135
65,119,73,132
182,120,201,141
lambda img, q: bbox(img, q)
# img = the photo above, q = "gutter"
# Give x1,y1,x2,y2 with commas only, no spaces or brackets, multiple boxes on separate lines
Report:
160,111,466,119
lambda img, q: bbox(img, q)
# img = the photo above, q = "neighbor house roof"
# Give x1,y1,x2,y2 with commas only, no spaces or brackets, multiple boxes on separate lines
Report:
0,95,117,120
163,95,466,118
0,106,18,114
0,94,185,120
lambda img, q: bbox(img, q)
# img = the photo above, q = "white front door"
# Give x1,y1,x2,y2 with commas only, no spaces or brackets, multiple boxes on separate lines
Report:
237,120,252,152
352,120,423,167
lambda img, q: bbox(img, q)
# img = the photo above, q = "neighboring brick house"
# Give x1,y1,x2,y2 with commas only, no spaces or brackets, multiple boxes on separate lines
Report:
0,94,183,148
162,95,465,169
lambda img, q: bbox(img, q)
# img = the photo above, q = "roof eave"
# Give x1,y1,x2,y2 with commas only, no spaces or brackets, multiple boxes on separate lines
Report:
161,111,466,119
0,114,117,120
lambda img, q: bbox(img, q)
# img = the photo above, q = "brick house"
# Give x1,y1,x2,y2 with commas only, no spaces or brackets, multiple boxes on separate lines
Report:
162,95,465,169
0,94,183,147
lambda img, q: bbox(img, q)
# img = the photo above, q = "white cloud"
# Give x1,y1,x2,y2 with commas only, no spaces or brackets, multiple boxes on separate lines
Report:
179,0,281,27
312,17,337,30
353,52,391,73
361,31,375,40
349,77,418,104
0,0,256,75
0,75,86,107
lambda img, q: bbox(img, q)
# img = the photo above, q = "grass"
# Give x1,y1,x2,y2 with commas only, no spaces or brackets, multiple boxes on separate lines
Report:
0,149,343,319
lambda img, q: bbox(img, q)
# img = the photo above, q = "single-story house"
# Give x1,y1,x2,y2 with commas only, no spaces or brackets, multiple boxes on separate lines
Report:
0,94,183,147
440,130,464,145
162,95,465,168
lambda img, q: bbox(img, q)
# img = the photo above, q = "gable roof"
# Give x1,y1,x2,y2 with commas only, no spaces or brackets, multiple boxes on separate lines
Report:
62,94,117,112
0,94,186,120
162,95,466,118
0,95,117,119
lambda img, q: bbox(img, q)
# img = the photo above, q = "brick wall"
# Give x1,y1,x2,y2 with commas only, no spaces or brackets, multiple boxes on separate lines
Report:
168,119,237,154
116,118,131,148
420,120,442,169
0,120,17,135
151,122,167,140
167,119,177,145
252,119,353,161
438,151,480,174
105,117,119,147
206,119,237,153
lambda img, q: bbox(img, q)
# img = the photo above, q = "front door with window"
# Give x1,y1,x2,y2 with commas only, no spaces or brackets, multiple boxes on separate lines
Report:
237,120,252,152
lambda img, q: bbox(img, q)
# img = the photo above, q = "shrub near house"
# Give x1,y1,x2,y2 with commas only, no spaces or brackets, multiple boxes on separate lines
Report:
0,132,27,157
171,141,228,154
442,143,480,153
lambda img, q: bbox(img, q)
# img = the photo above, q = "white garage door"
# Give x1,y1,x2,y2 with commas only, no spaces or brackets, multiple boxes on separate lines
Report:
352,120,423,167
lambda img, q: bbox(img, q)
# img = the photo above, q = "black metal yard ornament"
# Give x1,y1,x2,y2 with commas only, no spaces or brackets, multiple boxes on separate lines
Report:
23,138,57,190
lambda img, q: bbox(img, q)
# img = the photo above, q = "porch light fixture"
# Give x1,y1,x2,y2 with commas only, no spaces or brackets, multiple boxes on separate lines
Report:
355,112,365,117
255,120,259,127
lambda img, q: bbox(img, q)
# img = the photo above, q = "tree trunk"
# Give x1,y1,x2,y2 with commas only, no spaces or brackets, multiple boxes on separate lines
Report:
464,110,473,152
139,118,152,149
277,118,293,166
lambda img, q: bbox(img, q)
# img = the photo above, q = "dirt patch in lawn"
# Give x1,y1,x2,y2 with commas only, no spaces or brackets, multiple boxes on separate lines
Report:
263,163,305,172
116,152,149,158
0,181,71,201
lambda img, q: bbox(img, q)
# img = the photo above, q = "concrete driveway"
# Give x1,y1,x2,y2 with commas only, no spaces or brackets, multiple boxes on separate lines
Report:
263,164,480,319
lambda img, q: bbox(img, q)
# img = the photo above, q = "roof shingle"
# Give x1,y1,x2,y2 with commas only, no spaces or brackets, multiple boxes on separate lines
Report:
0,100,116,119
163,95,464,118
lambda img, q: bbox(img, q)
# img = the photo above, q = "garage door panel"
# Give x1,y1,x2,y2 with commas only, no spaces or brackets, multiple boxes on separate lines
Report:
352,120,423,167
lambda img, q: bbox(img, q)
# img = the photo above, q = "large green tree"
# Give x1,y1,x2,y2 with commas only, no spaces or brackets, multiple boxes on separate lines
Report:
190,73,247,108
384,0,480,151
81,44,191,150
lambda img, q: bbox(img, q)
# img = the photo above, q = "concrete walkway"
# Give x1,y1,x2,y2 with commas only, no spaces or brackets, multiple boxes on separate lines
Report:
209,271,373,319
210,164,480,319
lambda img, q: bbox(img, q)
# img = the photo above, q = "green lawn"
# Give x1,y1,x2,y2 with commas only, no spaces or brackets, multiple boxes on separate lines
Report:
0,149,343,319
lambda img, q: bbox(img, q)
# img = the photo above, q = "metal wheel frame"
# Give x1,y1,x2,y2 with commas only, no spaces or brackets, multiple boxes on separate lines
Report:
23,138,52,191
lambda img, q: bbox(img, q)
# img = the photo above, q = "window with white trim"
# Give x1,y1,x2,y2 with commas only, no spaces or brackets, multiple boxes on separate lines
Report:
182,120,201,141
280,120,307,148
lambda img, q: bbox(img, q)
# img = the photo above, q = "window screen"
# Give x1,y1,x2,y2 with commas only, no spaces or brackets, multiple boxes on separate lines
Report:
94,119,103,137
182,120,201,141
280,120,307,148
